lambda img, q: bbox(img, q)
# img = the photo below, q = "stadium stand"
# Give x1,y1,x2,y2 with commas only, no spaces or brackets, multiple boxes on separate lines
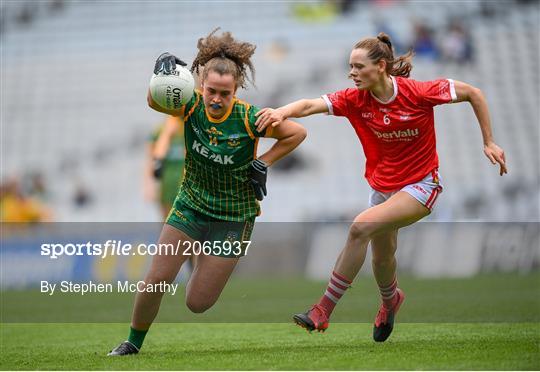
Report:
1,0,538,223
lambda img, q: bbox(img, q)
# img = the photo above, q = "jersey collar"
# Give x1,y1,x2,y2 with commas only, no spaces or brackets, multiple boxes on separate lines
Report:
370,75,398,105
205,98,236,124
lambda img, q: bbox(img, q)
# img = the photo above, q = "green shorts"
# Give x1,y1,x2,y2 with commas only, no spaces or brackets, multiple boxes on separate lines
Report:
166,198,255,258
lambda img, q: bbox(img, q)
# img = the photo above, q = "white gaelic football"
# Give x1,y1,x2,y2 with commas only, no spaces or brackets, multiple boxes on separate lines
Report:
149,66,194,110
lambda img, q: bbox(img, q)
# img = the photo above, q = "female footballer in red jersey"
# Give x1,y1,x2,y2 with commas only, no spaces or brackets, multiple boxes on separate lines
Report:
255,32,507,342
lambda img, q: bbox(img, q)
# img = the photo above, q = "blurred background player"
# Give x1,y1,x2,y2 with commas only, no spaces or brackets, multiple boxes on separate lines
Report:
255,32,507,342
0,176,52,223
144,115,185,219
144,115,197,274
108,29,306,356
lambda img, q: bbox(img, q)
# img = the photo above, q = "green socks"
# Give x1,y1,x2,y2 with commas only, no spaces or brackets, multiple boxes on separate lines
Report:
128,326,148,349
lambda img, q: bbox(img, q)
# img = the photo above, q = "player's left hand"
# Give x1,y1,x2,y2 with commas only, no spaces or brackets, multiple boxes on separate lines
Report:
255,108,286,132
154,52,188,75
152,158,164,179
250,159,268,200
484,142,507,176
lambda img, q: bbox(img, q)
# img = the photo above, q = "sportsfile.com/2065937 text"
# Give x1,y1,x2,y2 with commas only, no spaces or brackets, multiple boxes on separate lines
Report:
40,240,251,259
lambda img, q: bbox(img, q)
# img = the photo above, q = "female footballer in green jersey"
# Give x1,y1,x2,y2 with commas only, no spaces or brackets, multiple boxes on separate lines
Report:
109,29,306,356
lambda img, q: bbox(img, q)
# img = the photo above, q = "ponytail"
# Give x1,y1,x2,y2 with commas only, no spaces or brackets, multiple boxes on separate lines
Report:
355,32,414,77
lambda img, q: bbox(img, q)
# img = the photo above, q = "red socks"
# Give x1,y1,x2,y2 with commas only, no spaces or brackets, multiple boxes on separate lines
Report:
379,276,398,310
318,271,352,317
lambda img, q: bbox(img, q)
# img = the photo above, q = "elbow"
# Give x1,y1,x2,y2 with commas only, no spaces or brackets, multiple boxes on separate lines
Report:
289,121,307,144
298,126,308,143
471,86,483,98
291,126,307,148
467,86,484,102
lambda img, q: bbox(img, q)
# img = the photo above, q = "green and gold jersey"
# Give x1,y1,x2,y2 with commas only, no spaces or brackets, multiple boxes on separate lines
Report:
176,90,272,222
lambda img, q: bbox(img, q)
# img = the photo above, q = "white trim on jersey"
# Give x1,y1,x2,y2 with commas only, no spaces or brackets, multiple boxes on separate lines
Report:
321,94,334,115
447,79,457,102
370,75,398,104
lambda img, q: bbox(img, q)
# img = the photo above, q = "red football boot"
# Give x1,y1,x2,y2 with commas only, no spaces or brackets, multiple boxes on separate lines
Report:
293,304,329,332
373,288,405,342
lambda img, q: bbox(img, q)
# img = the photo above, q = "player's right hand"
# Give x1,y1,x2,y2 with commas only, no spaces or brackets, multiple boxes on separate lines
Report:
255,108,286,132
154,52,187,75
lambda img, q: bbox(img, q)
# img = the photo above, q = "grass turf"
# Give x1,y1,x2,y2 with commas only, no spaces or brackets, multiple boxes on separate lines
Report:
2,273,539,322
1,323,538,370
1,273,539,370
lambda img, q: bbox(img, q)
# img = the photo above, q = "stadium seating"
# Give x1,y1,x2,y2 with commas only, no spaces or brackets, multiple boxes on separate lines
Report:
2,0,538,223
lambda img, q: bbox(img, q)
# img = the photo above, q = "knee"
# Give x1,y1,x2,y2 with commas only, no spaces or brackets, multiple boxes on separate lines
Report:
185,297,215,314
349,221,374,241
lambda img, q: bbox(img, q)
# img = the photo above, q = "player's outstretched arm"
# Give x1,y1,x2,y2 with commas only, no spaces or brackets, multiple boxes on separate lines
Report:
255,98,328,132
453,80,508,176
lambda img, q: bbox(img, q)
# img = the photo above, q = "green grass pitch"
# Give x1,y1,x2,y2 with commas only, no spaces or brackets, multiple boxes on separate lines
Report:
1,273,539,370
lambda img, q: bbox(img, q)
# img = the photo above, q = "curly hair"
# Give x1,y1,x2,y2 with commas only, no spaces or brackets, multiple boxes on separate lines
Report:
354,32,414,78
191,28,256,89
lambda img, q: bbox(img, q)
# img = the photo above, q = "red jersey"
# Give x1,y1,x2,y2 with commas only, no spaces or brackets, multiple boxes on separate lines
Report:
323,76,456,192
